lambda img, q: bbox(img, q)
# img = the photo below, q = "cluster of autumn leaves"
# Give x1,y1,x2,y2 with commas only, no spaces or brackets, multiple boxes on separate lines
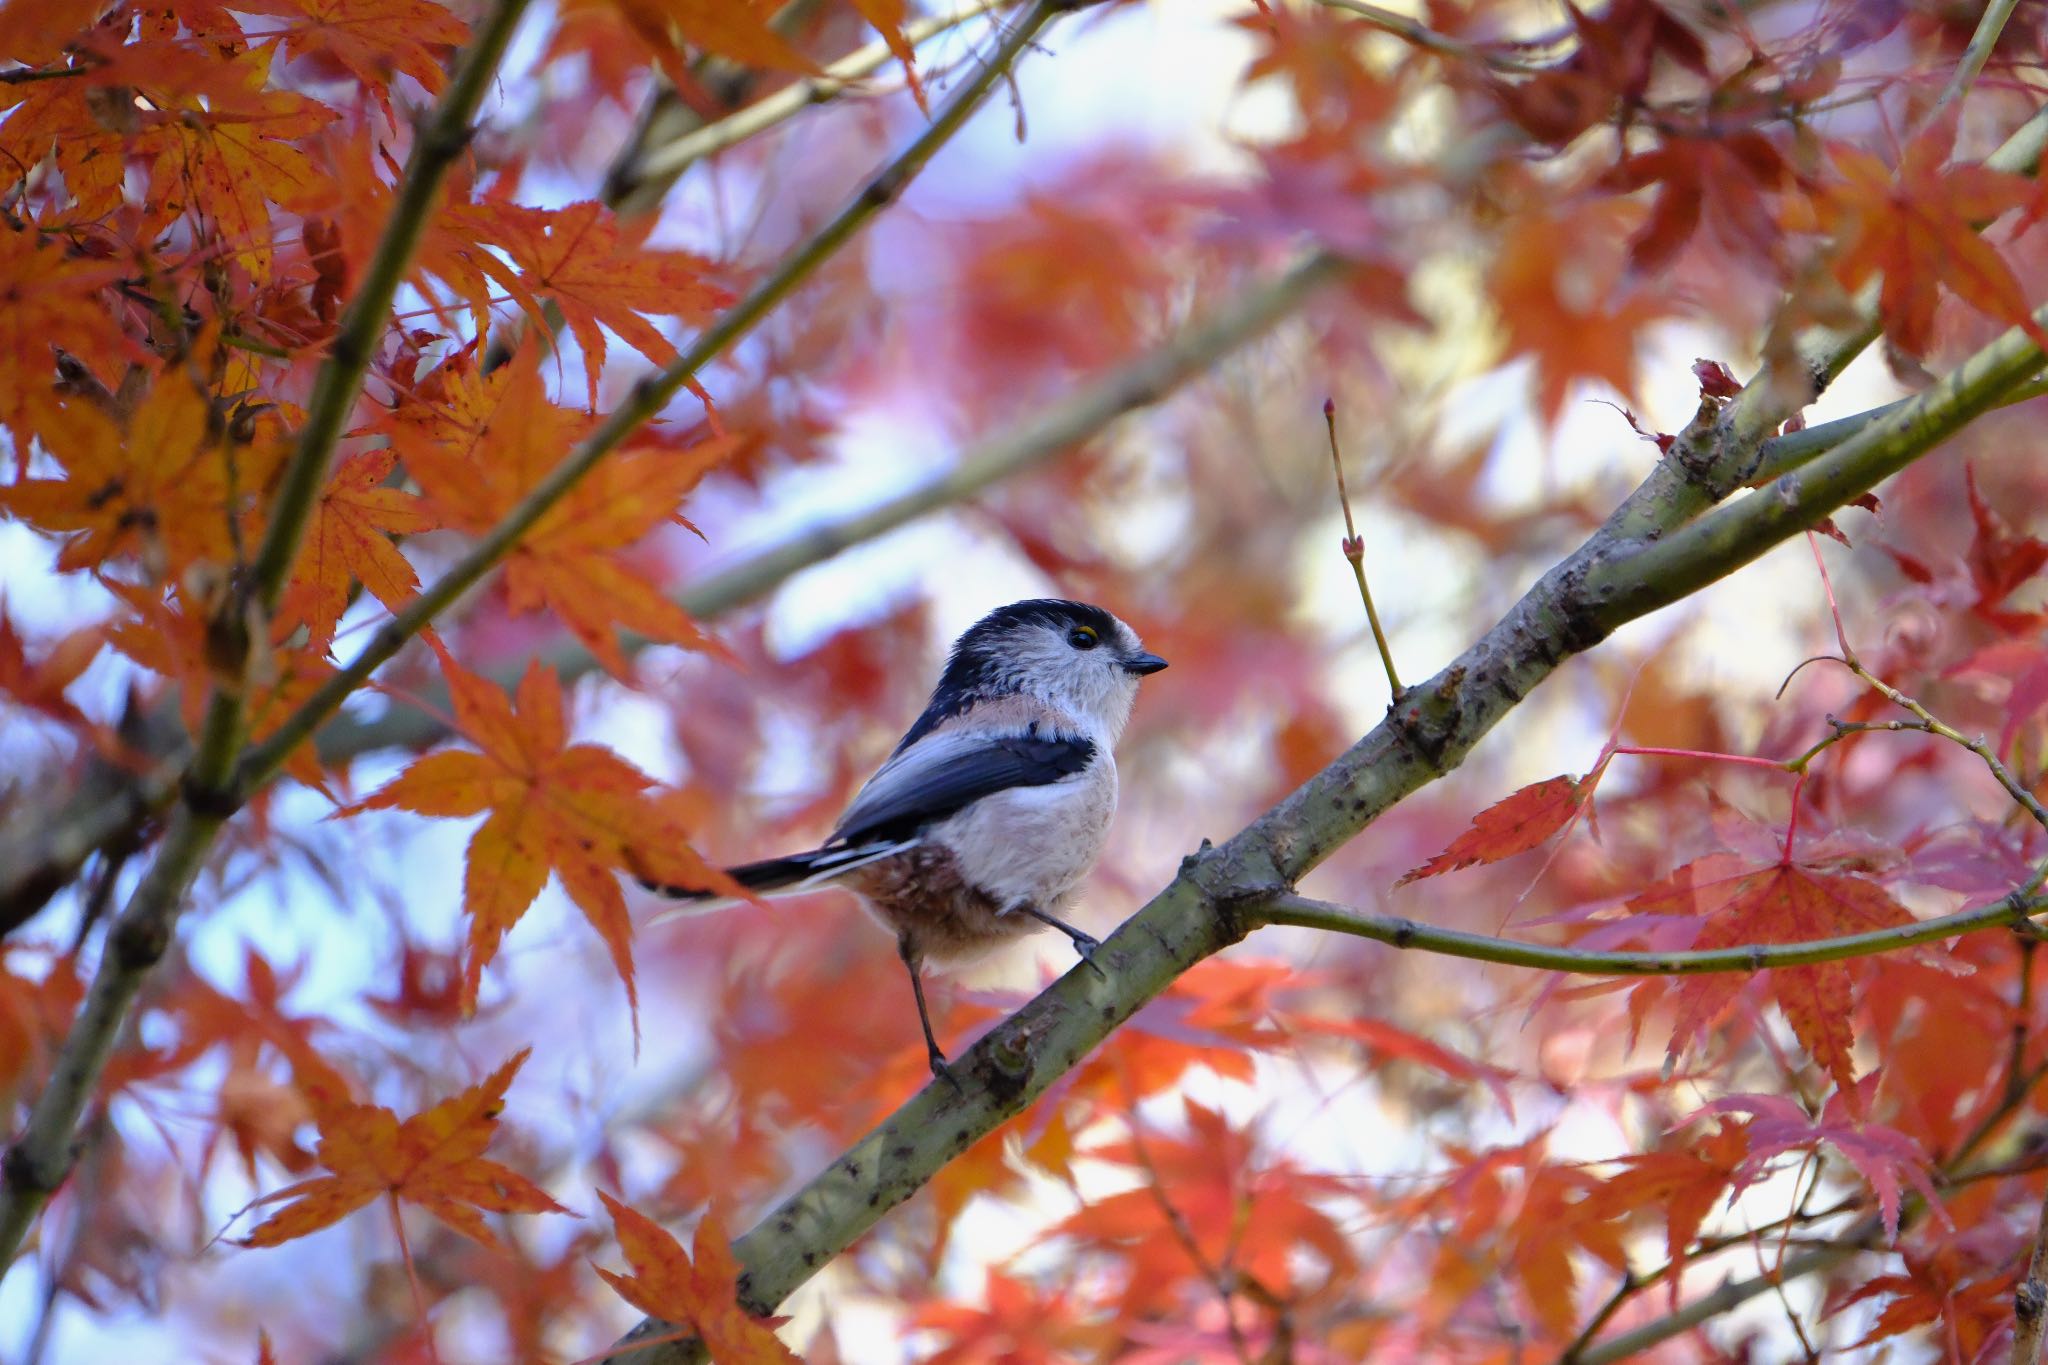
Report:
3,0,2048,1357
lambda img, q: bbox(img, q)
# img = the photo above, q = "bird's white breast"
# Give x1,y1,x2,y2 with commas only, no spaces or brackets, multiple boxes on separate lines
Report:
929,751,1118,912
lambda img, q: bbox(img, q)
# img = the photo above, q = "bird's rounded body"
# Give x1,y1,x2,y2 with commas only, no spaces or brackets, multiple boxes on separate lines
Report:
848,729,1118,964
644,598,1165,1078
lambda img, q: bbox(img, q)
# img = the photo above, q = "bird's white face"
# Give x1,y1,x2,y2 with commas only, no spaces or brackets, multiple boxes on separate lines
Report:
997,612,1159,743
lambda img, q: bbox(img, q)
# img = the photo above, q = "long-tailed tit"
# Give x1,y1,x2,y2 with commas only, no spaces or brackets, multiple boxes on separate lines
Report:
644,599,1167,1080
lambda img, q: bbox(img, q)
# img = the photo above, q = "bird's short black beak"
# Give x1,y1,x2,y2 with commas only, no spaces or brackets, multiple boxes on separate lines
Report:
1124,652,1168,676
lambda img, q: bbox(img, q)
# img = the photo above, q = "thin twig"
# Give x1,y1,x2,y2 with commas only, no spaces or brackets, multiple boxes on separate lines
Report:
1930,0,2021,126
1257,887,2048,977
626,0,1027,194
1312,0,1552,73
1325,398,1403,697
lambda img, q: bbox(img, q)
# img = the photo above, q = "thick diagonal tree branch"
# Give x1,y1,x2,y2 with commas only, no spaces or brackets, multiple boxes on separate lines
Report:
0,0,539,1267
604,180,2048,1365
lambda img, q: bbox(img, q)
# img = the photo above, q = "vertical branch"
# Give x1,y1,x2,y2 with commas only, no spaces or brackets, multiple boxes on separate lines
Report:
1324,398,1402,696
0,0,537,1270
2014,1184,2048,1365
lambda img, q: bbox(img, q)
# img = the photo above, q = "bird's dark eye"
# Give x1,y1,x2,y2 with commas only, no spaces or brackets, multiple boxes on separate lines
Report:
1067,626,1100,650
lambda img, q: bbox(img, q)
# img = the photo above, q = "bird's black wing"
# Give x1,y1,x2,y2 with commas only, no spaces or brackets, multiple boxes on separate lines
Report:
831,728,1096,846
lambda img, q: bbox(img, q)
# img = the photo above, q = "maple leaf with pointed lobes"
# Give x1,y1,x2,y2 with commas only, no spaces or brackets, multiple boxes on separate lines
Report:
0,613,101,736
1816,125,2044,360
593,1194,799,1364
232,0,469,115
1397,773,1594,885
380,349,739,673
849,0,927,113
1055,1099,1357,1320
240,1048,567,1249
1489,202,1673,419
1963,464,2048,629
339,651,742,1021
275,448,435,653
1624,851,1915,1097
591,0,820,79
446,200,731,407
0,372,285,581
1601,129,1795,274
915,1269,1117,1365
1700,1089,1944,1239
0,232,134,456
1580,1120,1749,1306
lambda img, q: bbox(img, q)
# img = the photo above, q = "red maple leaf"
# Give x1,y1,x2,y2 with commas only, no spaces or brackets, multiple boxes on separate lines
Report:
1624,850,1915,1096
1397,773,1594,885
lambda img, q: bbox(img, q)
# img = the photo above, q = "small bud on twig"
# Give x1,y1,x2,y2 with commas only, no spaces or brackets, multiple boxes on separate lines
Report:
1324,399,1403,697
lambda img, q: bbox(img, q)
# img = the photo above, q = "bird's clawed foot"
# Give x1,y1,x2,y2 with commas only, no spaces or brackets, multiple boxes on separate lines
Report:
1015,903,1109,978
926,1048,965,1093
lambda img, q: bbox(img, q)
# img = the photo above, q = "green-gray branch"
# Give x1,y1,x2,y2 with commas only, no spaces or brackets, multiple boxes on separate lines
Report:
1258,890,2048,975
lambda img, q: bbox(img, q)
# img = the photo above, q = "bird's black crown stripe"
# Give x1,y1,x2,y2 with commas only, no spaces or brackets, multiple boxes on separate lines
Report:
895,600,1124,751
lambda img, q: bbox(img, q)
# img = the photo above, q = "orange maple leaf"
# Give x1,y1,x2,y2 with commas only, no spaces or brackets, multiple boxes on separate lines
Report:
1579,1119,1749,1305
339,649,739,1018
1817,125,2043,359
240,1048,566,1249
0,231,133,455
590,0,820,79
593,1194,798,1364
0,363,287,582
233,0,470,113
275,448,436,653
1627,851,1915,1096
446,200,730,406
1396,773,1591,885
0,612,101,736
1489,201,1672,420
380,349,739,673
5,45,337,278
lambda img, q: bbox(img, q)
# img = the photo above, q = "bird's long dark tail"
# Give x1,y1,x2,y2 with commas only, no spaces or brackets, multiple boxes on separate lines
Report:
639,839,916,918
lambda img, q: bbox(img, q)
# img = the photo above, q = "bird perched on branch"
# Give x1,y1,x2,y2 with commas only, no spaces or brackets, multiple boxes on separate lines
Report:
643,599,1167,1082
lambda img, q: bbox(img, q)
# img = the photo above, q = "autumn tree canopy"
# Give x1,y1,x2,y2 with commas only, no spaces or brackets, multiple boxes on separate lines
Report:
5,0,2048,1360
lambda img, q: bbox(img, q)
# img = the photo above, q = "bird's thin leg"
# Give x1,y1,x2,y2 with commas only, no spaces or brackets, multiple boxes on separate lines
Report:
1013,903,1107,977
897,932,961,1090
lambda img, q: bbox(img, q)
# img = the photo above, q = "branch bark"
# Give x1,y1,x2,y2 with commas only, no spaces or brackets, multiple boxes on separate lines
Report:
1259,888,2048,975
